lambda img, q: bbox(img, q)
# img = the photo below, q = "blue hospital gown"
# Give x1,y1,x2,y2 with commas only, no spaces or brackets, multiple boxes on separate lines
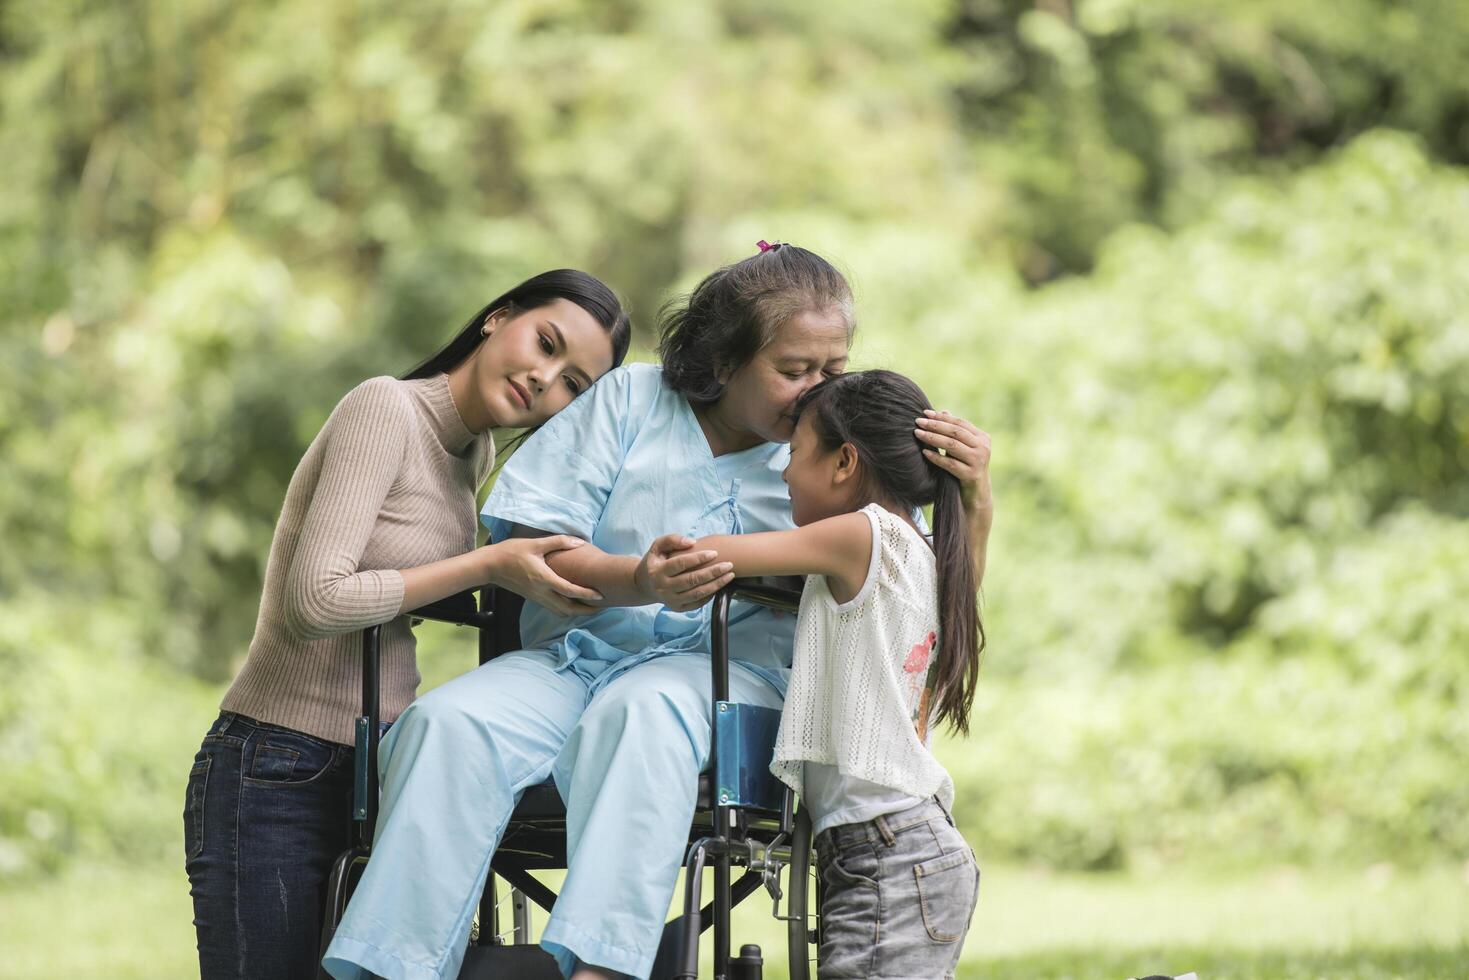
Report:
484,361,797,693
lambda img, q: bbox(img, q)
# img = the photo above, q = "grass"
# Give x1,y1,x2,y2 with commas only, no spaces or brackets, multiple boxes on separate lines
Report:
716,861,1469,979
954,948,1469,979
1,860,1465,979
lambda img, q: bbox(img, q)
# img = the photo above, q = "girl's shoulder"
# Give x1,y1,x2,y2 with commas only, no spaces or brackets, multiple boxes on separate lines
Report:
863,503,931,553
862,504,938,601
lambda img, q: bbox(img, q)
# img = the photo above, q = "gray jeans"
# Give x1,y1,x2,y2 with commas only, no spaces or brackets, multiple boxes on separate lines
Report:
813,798,980,979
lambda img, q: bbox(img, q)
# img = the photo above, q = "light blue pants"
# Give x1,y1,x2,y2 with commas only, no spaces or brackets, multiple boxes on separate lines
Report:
322,649,783,980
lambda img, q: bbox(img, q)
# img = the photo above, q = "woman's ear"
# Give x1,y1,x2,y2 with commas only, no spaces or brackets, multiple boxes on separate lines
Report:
481,308,508,337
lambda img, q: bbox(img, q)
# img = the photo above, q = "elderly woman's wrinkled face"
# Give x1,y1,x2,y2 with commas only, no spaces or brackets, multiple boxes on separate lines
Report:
717,309,850,444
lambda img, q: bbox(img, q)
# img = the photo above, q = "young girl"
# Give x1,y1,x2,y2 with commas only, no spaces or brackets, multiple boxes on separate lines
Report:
693,368,987,979
183,269,631,980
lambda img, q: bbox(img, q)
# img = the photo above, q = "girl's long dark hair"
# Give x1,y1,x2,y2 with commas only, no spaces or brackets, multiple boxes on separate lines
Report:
402,269,632,381
796,370,983,735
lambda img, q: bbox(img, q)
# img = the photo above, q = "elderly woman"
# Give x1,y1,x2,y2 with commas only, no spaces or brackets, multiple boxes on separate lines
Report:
324,244,993,980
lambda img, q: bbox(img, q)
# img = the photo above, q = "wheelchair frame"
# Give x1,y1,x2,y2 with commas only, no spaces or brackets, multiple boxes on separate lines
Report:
320,580,821,980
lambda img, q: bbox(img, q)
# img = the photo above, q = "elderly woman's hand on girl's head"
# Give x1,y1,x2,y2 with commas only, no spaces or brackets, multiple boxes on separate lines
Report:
635,534,735,612
914,410,993,515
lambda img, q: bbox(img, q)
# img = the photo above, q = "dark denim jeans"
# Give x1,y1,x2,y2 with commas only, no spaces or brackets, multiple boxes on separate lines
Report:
184,712,356,980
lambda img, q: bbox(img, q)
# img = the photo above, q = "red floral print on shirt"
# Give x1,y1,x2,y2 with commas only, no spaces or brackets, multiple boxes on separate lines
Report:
903,631,937,673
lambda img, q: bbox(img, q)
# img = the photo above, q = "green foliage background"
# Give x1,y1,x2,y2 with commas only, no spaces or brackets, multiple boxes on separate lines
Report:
3,0,1467,886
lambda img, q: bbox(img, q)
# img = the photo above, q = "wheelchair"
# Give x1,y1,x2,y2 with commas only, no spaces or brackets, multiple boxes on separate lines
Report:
320,579,822,980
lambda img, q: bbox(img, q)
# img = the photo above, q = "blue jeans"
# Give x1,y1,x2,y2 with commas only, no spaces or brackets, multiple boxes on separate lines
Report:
183,712,356,980
814,798,980,979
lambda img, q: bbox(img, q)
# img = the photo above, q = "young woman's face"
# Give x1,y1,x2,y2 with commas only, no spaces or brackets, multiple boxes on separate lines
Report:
472,298,616,428
718,308,850,444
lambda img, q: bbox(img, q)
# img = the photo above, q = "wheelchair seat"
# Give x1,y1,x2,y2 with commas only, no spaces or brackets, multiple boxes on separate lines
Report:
508,772,716,821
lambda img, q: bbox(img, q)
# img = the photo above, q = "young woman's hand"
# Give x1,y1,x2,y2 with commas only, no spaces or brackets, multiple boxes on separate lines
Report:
488,536,604,616
634,534,735,611
915,409,993,519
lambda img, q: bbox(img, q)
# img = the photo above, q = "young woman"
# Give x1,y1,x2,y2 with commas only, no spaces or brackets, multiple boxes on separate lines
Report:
323,244,993,980
183,269,631,980
694,369,986,977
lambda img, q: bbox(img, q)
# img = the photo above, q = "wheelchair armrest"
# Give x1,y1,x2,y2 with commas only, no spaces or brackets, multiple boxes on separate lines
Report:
726,576,803,614
406,587,495,627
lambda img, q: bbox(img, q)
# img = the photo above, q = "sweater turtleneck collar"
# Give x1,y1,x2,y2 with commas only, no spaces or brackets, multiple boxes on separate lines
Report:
409,372,479,456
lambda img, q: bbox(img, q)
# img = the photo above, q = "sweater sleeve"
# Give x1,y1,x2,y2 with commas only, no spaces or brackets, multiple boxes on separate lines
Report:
281,378,410,641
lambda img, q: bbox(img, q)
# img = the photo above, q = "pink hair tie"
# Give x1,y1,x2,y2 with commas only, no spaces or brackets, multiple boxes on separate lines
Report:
756,240,779,253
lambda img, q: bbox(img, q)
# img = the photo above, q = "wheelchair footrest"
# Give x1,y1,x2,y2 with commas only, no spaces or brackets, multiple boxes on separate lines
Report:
458,944,562,980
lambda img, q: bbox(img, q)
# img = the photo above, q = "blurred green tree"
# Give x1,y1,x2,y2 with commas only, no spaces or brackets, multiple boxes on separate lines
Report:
1,0,1466,878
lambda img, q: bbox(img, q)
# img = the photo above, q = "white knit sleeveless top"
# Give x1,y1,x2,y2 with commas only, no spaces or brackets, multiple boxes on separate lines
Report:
771,503,954,809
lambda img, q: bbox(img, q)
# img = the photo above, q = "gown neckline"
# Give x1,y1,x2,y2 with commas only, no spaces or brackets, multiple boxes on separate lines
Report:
676,394,783,472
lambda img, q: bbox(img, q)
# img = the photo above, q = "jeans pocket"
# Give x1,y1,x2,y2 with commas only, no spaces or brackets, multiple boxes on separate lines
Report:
183,755,211,861
913,847,977,943
244,728,339,786
826,842,880,889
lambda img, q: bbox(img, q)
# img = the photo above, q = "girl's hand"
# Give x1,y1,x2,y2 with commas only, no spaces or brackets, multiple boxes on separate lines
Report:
634,534,735,611
915,409,993,518
488,536,604,616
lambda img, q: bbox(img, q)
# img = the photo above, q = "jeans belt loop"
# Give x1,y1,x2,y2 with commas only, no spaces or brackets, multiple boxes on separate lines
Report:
874,813,897,847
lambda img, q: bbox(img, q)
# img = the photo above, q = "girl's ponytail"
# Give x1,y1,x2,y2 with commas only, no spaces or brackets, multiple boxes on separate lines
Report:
930,467,982,735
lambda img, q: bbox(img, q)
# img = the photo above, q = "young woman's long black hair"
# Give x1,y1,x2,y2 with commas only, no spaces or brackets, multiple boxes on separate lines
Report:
402,269,632,381
796,370,984,735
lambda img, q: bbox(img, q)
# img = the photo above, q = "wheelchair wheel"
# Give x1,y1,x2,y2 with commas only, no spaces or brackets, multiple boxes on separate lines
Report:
786,807,817,980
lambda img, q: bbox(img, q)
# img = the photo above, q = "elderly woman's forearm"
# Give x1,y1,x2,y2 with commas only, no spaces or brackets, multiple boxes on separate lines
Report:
968,506,992,585
503,522,650,606
544,546,649,606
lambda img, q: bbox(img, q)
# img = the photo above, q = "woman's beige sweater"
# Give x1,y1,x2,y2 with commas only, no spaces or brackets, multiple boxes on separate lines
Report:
220,373,494,745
